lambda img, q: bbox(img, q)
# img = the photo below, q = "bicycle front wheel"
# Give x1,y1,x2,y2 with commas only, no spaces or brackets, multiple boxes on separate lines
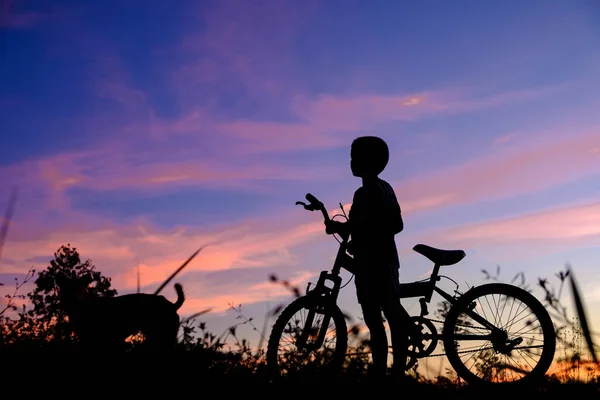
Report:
266,294,348,380
442,283,556,387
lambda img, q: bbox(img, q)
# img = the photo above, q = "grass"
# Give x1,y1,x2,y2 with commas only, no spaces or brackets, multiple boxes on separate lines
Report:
4,262,598,395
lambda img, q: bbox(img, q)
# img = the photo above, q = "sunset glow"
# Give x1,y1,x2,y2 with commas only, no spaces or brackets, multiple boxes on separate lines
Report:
1,0,599,379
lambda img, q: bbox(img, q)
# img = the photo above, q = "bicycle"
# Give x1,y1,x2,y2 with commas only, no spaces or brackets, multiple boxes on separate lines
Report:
266,193,556,386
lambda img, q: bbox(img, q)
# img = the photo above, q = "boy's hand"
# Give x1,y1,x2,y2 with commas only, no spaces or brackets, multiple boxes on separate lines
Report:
325,220,341,235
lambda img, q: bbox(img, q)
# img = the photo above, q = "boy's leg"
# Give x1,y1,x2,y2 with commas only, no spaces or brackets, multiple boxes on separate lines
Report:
381,283,410,377
357,281,388,377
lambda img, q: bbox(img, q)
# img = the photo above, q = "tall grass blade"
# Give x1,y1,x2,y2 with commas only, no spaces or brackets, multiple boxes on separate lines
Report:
153,245,205,295
567,264,598,364
0,187,18,263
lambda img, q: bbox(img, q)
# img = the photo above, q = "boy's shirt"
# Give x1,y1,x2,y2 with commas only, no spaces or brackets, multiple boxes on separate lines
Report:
347,177,403,279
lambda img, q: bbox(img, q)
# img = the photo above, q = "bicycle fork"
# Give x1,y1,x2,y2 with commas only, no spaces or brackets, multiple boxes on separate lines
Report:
297,272,341,351
297,305,333,351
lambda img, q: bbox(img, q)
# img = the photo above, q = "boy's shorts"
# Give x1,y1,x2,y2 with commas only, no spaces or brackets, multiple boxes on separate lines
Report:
354,265,401,305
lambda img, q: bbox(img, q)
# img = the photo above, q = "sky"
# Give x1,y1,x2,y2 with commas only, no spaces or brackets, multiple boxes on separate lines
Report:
1,0,600,372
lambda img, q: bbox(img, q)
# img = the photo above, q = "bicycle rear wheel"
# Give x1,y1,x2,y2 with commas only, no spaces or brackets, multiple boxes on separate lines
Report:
442,283,556,387
266,294,348,380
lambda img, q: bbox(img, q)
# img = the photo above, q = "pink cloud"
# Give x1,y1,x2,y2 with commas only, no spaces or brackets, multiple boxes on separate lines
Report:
0,143,343,206
326,126,599,218
3,100,596,229
490,132,515,147
291,93,445,128
3,84,556,191
0,200,324,282
401,200,600,271
212,82,575,155
446,81,576,113
434,201,600,247
216,120,345,154
107,91,438,156
0,209,326,320
111,219,324,289
3,106,597,253
22,44,574,164
396,128,600,214
176,270,314,315
296,81,575,126
2,126,598,321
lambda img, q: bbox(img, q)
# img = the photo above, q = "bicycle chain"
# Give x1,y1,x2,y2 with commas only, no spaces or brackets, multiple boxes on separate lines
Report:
413,317,496,358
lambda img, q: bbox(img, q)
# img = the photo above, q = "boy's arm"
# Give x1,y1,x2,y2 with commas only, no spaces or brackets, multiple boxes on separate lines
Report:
324,190,359,238
325,219,351,238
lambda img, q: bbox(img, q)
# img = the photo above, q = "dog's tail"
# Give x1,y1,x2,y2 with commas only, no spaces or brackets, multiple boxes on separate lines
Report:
173,283,185,310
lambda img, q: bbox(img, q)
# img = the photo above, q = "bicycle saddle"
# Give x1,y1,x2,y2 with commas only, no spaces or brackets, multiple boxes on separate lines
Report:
413,244,466,266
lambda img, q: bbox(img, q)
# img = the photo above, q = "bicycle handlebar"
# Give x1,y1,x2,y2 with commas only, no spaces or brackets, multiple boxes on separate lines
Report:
295,193,330,221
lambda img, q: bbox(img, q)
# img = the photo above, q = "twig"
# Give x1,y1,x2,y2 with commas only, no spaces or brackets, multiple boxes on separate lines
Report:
0,265,35,317
228,301,267,352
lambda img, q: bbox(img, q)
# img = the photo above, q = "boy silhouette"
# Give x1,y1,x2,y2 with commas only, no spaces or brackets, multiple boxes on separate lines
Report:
325,136,410,380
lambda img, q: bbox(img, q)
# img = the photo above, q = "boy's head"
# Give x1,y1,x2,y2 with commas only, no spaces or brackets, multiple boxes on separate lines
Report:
350,136,389,178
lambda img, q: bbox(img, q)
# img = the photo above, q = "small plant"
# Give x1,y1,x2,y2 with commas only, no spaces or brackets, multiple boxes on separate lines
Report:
0,265,35,317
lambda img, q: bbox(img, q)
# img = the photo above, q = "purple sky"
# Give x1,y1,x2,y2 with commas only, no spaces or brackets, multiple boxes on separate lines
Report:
1,0,600,366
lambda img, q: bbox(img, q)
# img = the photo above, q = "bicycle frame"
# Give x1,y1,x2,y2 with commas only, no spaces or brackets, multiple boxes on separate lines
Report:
300,218,507,351
399,269,509,343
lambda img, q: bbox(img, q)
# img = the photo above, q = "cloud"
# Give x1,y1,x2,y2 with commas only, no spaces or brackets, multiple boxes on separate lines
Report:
490,133,514,147
206,80,578,156
328,126,599,218
91,54,149,116
0,139,347,220
0,210,323,285
0,208,327,322
396,128,600,214
447,82,576,112
421,201,600,250
5,122,597,270
185,83,570,157
2,124,599,320
178,270,313,315
172,0,319,104
1,12,595,318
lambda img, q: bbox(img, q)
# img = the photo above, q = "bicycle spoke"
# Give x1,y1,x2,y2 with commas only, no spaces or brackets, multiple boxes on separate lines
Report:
267,296,347,377
443,283,555,386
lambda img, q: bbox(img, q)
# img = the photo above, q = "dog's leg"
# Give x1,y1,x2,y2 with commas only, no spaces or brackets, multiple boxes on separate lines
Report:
143,312,180,351
169,313,181,350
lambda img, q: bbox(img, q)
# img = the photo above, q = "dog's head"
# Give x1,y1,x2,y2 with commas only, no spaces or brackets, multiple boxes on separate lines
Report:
55,273,94,307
